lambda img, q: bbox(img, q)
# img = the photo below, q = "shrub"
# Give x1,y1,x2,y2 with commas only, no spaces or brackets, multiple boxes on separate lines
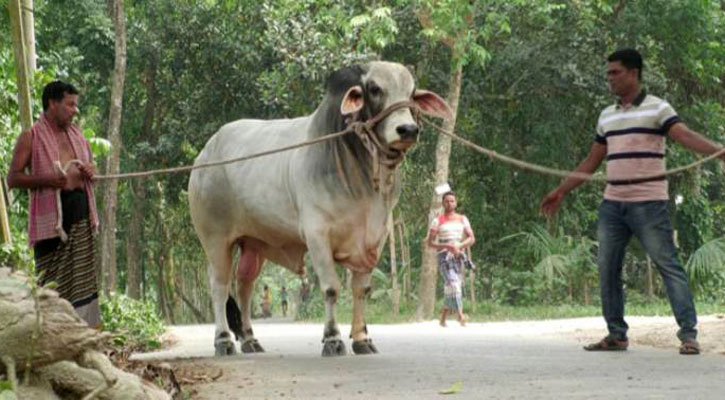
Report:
100,293,166,351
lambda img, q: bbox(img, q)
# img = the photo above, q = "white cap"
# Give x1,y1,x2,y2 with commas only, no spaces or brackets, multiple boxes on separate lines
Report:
434,182,451,195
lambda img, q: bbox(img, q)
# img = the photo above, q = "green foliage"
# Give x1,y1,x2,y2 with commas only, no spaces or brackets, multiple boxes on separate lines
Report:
2,0,724,325
100,293,166,350
0,380,12,392
498,224,598,304
685,237,725,297
0,238,33,271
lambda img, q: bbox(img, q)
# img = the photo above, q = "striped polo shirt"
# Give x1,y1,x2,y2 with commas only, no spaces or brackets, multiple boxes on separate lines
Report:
595,91,681,201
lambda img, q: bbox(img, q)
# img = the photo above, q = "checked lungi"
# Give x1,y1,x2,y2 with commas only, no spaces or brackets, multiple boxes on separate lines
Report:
34,189,100,327
438,251,467,312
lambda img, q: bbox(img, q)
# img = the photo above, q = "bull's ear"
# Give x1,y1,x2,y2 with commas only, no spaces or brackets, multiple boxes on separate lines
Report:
341,85,364,115
414,90,454,120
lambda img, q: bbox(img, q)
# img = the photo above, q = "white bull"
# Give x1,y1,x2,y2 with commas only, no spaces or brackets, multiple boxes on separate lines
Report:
188,61,451,356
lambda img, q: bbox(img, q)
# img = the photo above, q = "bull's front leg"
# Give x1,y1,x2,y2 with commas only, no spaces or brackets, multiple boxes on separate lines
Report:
307,235,346,357
350,271,378,354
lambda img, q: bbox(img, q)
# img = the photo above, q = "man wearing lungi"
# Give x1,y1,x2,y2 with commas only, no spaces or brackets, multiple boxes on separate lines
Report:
427,191,475,327
8,80,100,327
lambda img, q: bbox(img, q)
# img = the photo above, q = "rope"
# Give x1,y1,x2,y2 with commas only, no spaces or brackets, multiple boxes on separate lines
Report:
421,116,725,183
85,105,723,183
93,129,350,180
54,160,84,241
93,100,419,181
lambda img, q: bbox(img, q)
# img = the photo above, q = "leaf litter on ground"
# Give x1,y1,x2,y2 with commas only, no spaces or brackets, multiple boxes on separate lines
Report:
438,380,463,395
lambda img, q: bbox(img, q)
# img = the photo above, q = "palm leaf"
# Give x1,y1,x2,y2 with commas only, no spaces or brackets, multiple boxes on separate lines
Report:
534,254,568,285
685,237,725,290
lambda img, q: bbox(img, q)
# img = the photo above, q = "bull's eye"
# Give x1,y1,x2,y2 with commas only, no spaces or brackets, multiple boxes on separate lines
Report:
368,83,382,97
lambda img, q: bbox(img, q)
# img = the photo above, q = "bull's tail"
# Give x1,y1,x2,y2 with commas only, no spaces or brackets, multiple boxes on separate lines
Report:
226,295,243,341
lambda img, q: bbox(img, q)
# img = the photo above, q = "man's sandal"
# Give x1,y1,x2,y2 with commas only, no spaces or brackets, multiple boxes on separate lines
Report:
679,339,700,355
583,337,629,351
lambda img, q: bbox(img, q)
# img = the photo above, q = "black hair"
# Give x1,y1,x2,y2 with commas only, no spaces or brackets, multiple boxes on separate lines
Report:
442,191,456,201
607,49,643,81
325,64,366,96
42,80,79,112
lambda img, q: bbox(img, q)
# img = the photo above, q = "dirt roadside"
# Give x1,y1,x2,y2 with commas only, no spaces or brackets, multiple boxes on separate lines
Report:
560,314,725,355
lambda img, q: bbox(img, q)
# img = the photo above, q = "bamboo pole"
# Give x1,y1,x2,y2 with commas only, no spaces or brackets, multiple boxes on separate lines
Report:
21,0,36,71
8,0,33,131
4,0,35,245
0,181,10,245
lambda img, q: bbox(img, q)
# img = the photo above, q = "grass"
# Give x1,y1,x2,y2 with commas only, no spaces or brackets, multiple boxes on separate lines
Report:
296,296,725,324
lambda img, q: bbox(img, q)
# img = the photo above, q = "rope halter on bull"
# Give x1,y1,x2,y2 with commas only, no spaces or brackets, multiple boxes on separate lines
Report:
346,100,420,193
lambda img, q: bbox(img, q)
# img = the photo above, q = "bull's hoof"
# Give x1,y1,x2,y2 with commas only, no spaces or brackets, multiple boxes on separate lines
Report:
321,338,347,357
214,337,237,356
241,338,265,353
352,338,379,355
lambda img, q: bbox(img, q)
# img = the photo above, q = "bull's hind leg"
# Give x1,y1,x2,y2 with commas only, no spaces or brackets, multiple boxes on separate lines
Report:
235,237,266,353
307,235,346,357
350,271,378,355
205,240,236,356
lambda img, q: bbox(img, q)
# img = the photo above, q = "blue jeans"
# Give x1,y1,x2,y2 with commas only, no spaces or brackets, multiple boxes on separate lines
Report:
597,200,697,341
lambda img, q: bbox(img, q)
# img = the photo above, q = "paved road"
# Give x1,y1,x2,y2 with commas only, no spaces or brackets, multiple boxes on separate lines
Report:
133,317,725,399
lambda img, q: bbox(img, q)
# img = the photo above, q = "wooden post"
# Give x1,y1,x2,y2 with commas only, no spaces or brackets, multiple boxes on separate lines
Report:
388,214,399,315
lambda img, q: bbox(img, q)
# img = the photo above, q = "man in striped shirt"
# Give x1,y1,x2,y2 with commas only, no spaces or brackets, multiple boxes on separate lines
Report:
540,49,725,355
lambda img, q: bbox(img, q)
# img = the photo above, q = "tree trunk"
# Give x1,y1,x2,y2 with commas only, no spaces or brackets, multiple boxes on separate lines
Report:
646,256,654,298
388,214,399,315
416,61,463,320
193,261,209,321
466,248,476,312
99,0,127,294
396,219,410,302
141,251,147,299
155,249,167,321
124,182,145,299
165,250,177,324
125,56,157,299
154,183,174,324
178,287,205,323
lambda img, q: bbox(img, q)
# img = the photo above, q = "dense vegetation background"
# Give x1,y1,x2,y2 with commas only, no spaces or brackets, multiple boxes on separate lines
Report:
1,0,724,324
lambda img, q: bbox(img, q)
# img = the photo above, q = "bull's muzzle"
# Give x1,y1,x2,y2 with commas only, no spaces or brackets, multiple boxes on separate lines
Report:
396,124,419,140
391,124,419,151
